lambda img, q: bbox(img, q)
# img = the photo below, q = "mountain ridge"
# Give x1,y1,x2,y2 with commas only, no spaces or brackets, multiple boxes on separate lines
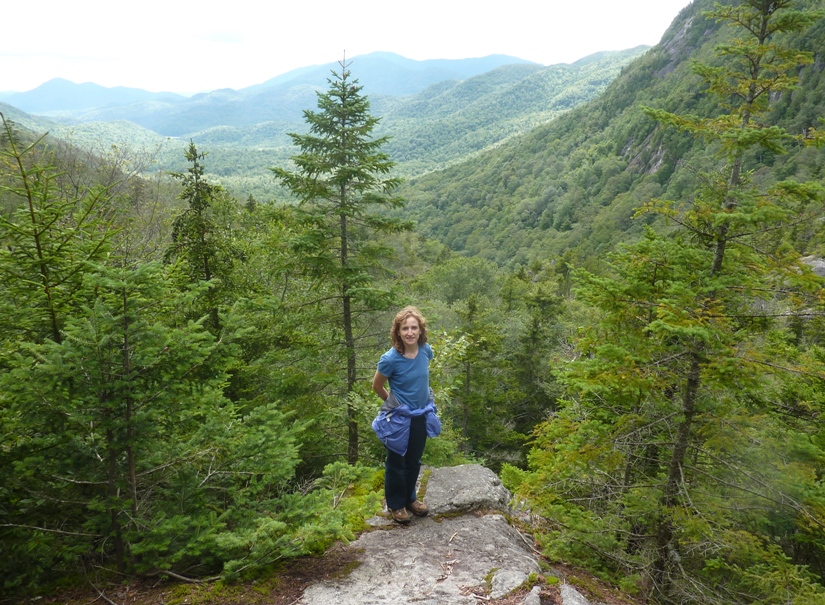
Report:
0,46,649,198
394,0,825,265
5,78,188,114
5,52,537,119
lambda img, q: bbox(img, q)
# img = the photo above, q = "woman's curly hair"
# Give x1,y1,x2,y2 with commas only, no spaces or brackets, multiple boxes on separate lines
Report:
391,306,428,354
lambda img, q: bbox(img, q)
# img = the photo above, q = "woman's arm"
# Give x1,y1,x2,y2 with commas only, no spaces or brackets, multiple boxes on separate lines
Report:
372,371,389,401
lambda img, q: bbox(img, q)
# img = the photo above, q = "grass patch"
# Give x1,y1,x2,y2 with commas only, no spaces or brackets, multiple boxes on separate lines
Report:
418,468,432,499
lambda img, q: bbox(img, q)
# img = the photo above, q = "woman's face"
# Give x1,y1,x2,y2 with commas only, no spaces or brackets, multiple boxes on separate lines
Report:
399,316,420,349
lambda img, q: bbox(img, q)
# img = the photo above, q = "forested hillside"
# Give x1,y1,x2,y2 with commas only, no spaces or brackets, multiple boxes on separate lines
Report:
400,0,825,266
374,47,649,175
2,1,825,604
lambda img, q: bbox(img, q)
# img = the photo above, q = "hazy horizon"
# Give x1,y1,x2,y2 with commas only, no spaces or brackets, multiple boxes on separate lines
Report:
1,48,646,98
2,0,693,95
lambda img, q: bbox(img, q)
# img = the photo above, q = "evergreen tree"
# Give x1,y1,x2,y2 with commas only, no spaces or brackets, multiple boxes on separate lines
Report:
165,142,246,333
506,2,825,603
273,59,411,464
0,260,317,589
507,280,562,434
0,114,114,347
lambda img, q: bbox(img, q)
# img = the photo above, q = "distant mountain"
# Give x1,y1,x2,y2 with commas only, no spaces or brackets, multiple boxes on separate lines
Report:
20,53,538,137
1,46,652,202
244,52,538,96
159,47,648,195
5,79,188,114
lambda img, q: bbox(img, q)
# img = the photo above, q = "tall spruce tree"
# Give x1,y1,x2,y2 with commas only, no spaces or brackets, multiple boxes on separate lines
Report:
639,3,825,597
273,59,411,464
505,2,825,603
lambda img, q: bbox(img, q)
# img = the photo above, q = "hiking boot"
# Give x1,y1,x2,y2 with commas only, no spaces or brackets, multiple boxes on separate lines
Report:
390,508,411,524
407,500,429,517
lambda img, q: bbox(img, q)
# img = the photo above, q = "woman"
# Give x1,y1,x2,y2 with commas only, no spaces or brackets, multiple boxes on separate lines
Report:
372,306,439,524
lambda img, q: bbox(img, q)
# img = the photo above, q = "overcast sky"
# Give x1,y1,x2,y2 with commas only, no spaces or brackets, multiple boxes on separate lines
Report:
2,0,694,95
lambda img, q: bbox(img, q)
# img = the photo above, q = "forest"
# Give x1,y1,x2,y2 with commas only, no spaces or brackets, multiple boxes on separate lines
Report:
2,1,825,604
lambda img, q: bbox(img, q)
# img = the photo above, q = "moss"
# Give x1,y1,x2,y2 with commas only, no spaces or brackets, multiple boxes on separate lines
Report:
538,559,553,572
164,582,249,605
568,574,606,601
517,572,558,592
370,469,385,492
483,567,499,590
335,560,363,578
251,577,280,595
165,584,194,605
429,509,465,522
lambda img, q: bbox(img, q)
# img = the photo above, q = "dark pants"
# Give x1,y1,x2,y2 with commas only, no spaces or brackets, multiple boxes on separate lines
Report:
384,415,427,511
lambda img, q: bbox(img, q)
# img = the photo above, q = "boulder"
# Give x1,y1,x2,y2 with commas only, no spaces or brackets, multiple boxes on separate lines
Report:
802,256,825,277
425,464,512,515
299,514,540,605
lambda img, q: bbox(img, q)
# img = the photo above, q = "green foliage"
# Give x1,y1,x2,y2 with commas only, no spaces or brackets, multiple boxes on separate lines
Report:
422,264,564,468
165,142,249,332
0,114,115,346
415,256,499,305
273,59,412,463
0,127,386,595
0,260,305,585
508,2,825,603
398,0,825,266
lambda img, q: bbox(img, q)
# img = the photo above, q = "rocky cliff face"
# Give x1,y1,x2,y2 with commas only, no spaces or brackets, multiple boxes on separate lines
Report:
297,465,601,605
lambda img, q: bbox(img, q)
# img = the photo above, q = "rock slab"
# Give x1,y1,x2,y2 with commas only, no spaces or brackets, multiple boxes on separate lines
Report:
298,464,594,605
299,514,540,605
298,464,538,605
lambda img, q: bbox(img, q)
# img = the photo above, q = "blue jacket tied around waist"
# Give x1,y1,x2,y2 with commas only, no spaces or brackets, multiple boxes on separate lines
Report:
371,389,441,455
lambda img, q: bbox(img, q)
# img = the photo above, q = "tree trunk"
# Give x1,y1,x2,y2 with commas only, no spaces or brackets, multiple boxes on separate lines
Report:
106,425,125,572
344,291,358,464
340,208,358,465
653,348,702,597
123,287,138,522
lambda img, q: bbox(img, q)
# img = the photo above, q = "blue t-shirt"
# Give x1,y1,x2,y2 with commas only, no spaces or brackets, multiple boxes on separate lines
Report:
377,343,433,410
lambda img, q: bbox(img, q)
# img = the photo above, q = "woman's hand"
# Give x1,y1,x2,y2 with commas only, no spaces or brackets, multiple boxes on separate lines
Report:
372,371,389,401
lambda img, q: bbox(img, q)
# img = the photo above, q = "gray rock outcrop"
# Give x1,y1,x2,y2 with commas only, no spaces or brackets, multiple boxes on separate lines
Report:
802,256,825,277
297,464,592,605
523,585,543,605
